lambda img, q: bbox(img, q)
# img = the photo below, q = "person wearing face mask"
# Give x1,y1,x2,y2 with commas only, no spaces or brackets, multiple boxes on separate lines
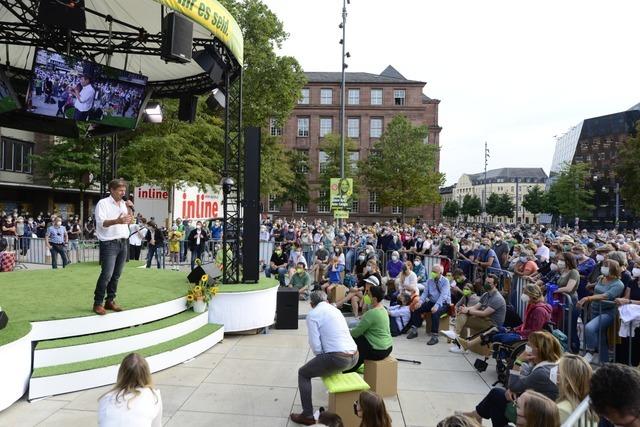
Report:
577,259,625,364
551,252,581,352
187,221,208,271
266,244,289,286
443,274,506,352
1,215,16,251
570,244,597,300
321,256,345,297
534,238,550,263
44,216,69,269
613,254,640,366
514,250,539,283
384,250,403,295
492,231,511,269
144,221,164,269
434,235,456,273
461,330,562,427
288,244,308,276
474,238,501,272
290,261,311,300
406,264,451,345
412,256,427,289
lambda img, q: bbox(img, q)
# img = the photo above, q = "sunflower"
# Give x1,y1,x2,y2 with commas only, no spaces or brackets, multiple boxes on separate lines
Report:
201,274,209,282
209,287,218,296
186,294,194,302
193,285,202,293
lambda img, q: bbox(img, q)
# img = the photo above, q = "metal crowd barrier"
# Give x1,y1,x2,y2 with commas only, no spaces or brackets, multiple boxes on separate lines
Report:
560,397,596,427
581,300,637,366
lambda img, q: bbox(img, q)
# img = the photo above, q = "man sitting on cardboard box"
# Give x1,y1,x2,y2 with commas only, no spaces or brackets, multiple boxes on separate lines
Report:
441,273,506,354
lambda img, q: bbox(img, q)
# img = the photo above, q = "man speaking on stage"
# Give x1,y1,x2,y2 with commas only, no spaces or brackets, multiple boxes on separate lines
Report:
93,179,134,315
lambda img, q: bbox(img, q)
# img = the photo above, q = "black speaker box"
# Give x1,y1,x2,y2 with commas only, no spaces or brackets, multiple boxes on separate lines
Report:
161,12,193,64
38,0,86,31
0,311,8,331
275,287,299,329
242,127,261,283
178,95,197,122
187,263,222,285
193,47,226,85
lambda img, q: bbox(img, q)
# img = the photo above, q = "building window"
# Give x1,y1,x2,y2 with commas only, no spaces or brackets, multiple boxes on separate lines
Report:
320,88,333,105
269,118,283,136
348,89,360,105
351,198,359,213
320,117,332,137
347,117,360,138
371,88,383,105
1,137,33,174
394,89,406,106
297,117,309,137
268,194,280,212
369,192,380,213
296,150,309,174
370,118,383,138
318,190,330,213
349,151,359,171
295,200,308,213
319,150,329,174
392,206,403,215
298,88,310,104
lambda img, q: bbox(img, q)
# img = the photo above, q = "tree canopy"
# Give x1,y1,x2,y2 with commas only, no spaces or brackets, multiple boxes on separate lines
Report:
522,185,546,216
461,194,482,219
442,200,460,220
546,162,594,219
616,122,640,215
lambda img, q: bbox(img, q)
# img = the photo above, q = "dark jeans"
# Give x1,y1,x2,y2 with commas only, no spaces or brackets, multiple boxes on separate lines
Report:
410,300,449,333
49,243,69,269
190,246,203,270
146,244,162,269
389,316,405,336
180,241,188,262
265,266,287,286
94,238,127,305
344,335,392,373
129,244,141,261
298,352,358,417
476,387,509,427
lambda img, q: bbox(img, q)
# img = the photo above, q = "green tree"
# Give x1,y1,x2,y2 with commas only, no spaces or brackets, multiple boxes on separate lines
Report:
318,133,359,206
522,185,546,216
359,115,444,221
32,137,100,225
461,194,482,220
547,162,594,221
273,148,310,211
442,200,460,220
616,122,640,215
497,193,515,218
485,193,502,219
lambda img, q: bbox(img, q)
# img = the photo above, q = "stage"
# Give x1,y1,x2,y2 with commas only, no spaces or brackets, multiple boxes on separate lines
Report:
0,263,278,411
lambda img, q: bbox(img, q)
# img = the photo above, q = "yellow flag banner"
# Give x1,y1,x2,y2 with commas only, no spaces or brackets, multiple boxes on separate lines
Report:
154,0,244,65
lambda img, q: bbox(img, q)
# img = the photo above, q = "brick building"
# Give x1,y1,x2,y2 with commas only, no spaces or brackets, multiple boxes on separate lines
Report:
263,65,441,223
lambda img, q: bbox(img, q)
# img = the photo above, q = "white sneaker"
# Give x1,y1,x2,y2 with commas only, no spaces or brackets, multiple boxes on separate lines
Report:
449,346,468,354
441,330,457,340
583,352,594,363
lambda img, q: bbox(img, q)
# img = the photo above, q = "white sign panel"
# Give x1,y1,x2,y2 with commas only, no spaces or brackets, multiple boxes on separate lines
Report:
134,185,170,225
173,184,223,222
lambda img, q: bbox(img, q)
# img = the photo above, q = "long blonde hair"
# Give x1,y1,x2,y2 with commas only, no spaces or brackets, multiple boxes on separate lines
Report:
528,331,563,363
102,353,158,408
557,354,593,409
522,390,560,427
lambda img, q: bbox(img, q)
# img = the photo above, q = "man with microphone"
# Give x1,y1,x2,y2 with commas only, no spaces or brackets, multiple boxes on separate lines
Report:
92,179,134,315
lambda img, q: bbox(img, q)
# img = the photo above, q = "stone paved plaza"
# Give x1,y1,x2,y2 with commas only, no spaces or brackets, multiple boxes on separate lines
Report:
0,302,496,427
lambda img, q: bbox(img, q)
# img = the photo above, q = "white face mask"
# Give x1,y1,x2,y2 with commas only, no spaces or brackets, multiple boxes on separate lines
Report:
196,225,202,230
414,260,420,266
632,268,640,278
520,294,530,304
550,263,558,272
596,254,605,262
520,256,528,263
525,345,533,354
391,255,398,261
55,221,62,226
557,260,566,270
601,267,610,276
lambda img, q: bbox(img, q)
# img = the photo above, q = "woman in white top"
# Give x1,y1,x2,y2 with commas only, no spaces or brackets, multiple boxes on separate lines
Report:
98,353,162,427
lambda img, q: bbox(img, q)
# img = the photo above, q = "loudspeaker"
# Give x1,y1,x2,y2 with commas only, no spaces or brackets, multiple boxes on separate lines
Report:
242,127,261,283
275,288,299,329
187,263,222,285
161,12,193,64
193,46,226,85
178,95,197,122
0,311,8,331
38,0,86,31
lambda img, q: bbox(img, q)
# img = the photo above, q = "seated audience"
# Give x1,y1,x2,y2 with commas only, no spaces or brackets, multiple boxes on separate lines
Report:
98,353,162,427
556,354,594,425
315,411,344,427
406,264,451,345
354,390,392,427
387,292,412,336
436,414,481,427
266,244,289,286
589,363,640,427
321,256,345,296
516,390,560,427
290,261,312,300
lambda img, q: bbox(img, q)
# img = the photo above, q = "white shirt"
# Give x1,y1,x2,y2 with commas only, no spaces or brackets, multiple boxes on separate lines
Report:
536,245,550,262
128,223,145,246
400,271,418,294
306,301,357,356
98,388,162,427
74,84,95,112
95,195,129,241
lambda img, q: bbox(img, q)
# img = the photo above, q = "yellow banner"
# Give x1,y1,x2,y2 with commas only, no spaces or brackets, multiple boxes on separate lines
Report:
154,0,244,65
330,178,353,211
333,210,349,220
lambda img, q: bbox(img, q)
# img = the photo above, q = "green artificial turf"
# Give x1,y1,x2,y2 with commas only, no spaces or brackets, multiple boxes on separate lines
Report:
32,323,222,378
218,277,278,293
0,262,187,346
37,310,201,350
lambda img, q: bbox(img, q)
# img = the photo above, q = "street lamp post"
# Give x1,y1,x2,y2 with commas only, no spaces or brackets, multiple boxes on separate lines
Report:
339,0,349,181
615,182,620,229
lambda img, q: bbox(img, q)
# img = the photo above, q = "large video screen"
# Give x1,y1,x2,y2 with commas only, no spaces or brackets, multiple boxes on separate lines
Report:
26,49,148,129
0,69,20,115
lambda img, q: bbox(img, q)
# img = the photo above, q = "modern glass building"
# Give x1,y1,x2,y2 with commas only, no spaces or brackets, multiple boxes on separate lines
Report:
549,107,640,229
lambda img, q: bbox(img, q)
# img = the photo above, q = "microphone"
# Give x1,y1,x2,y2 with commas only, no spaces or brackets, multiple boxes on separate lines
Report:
122,194,135,212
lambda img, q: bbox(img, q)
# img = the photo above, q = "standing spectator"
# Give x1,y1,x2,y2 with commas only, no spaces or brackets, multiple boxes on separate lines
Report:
36,214,47,238
93,179,133,315
259,224,271,271
167,225,182,271
67,217,81,263
145,222,164,269
354,390,392,427
589,363,640,427
187,220,208,270
44,216,69,269
98,353,162,427
210,219,222,242
290,291,357,426
84,216,95,240
1,215,16,250
20,217,35,257
492,231,510,269
128,219,145,261
181,219,193,263
72,74,95,121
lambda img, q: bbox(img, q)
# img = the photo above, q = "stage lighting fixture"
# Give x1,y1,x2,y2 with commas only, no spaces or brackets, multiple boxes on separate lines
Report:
212,88,226,108
220,176,235,194
144,102,163,123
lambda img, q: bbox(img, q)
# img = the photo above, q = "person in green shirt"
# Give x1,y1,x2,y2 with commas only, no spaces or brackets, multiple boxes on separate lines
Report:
344,284,393,373
290,261,311,300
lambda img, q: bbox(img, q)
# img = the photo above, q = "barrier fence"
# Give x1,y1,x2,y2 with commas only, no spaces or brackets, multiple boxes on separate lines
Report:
560,397,595,427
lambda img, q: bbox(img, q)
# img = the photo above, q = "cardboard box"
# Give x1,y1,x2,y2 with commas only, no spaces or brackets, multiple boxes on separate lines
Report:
328,389,361,427
363,357,398,397
330,284,348,303
424,314,450,335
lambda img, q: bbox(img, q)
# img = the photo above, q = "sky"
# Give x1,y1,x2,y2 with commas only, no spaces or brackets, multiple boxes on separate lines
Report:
260,0,640,185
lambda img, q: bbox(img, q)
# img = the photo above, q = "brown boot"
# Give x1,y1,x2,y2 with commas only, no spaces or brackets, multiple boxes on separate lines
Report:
93,304,106,315
105,300,123,312
289,413,315,426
